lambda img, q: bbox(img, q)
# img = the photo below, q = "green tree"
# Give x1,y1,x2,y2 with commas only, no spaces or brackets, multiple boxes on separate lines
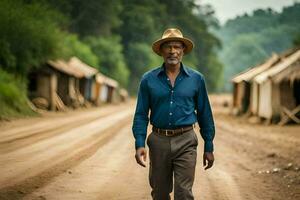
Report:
220,35,268,91
293,33,300,47
62,34,99,67
0,0,65,76
126,42,161,93
118,0,166,93
85,36,129,87
279,3,300,25
0,68,34,117
45,0,123,37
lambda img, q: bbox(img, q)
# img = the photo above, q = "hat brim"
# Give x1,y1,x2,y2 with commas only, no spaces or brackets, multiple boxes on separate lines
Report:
152,37,194,56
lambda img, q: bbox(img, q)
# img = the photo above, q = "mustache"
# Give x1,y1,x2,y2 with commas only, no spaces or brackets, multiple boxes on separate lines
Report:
167,56,178,59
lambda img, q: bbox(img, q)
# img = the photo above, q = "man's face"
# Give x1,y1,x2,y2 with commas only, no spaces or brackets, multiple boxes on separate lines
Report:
160,41,185,66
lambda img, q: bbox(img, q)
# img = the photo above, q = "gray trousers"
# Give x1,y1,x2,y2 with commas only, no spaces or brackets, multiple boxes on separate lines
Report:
146,129,198,200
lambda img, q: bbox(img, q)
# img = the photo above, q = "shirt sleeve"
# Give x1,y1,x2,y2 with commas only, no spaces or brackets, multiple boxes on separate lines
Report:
132,76,150,149
196,75,215,152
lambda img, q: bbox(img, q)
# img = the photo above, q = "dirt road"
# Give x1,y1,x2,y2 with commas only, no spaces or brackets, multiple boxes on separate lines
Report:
0,97,299,200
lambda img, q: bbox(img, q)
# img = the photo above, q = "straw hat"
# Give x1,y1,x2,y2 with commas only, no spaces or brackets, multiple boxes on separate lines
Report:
152,28,194,56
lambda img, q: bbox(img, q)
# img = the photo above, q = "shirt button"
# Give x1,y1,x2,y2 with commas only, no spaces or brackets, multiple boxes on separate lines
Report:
169,113,172,115
171,90,174,93
170,101,173,104
169,123,171,125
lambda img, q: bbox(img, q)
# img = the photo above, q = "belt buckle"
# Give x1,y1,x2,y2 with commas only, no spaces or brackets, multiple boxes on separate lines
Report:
165,130,174,136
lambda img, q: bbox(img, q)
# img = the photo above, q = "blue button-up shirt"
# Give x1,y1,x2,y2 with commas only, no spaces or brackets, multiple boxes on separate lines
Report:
132,63,215,152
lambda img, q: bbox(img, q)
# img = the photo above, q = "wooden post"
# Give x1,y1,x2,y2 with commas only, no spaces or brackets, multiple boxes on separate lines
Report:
50,74,57,111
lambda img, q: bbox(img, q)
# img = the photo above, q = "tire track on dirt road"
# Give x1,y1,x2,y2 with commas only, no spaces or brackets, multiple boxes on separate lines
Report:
0,108,133,200
23,123,151,200
0,105,129,154
192,123,259,200
205,168,243,200
24,125,251,200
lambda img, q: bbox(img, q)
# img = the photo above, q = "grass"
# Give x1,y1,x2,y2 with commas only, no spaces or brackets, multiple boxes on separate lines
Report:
0,69,36,120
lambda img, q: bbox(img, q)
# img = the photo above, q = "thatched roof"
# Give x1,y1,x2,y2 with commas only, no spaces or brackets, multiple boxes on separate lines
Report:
105,77,118,88
254,49,300,84
96,73,118,88
231,48,300,84
96,73,106,84
48,57,119,87
119,88,128,97
47,60,83,78
231,54,280,83
68,57,98,78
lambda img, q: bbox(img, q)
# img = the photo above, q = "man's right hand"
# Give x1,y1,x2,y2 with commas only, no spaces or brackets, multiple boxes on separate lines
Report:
135,147,147,167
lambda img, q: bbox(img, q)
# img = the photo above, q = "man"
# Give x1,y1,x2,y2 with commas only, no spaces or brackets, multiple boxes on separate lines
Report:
132,28,215,200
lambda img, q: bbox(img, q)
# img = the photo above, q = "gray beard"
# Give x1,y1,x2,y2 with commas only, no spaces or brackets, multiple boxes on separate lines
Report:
166,58,180,65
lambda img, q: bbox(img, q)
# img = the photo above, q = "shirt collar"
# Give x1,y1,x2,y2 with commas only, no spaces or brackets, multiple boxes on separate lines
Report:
181,63,190,76
156,63,190,77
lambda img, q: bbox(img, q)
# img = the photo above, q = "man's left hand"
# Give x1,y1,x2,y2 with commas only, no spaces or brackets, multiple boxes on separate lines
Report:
203,152,214,170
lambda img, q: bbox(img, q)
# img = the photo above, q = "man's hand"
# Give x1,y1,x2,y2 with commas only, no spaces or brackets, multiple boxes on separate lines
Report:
203,152,214,170
135,147,147,167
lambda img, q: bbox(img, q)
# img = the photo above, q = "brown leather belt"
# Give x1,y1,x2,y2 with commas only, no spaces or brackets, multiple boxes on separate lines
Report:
152,125,193,137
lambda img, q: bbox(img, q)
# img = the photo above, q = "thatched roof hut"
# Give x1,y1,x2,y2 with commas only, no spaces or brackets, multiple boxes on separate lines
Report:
92,73,119,105
231,54,280,114
68,57,98,102
28,59,84,110
253,49,300,122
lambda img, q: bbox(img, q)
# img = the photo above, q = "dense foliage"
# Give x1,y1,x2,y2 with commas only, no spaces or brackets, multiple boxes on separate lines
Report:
0,69,35,118
0,0,65,76
0,0,223,116
215,3,300,91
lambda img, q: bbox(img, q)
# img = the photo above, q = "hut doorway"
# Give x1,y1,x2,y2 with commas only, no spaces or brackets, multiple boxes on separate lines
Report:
293,80,300,105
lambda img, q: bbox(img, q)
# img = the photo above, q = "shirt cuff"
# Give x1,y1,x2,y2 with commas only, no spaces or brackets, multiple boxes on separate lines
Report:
204,141,214,152
135,137,145,149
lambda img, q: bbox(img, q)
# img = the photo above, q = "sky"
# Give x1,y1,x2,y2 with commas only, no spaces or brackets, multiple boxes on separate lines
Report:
196,0,299,24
